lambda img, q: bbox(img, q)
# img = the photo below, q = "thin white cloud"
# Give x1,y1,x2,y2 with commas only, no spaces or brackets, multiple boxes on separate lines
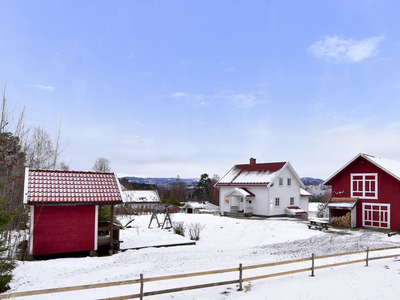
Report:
230,93,257,108
33,84,55,91
171,92,187,98
308,35,384,62
224,66,234,72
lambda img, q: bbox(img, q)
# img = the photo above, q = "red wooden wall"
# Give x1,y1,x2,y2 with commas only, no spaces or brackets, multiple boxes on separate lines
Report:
329,156,400,231
31,205,96,256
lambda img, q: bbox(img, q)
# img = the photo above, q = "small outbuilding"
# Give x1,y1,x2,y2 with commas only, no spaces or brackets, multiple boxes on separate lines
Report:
24,168,124,257
182,201,219,214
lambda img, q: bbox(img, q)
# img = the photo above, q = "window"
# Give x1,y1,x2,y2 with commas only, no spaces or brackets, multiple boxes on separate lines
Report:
290,197,294,205
287,178,292,186
279,178,283,186
275,197,280,207
224,196,229,204
351,173,378,199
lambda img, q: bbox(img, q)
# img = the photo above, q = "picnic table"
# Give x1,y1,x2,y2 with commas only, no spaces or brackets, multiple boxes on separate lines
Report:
308,219,329,230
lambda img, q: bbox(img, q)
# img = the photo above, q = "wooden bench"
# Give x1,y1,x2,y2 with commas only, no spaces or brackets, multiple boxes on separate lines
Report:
308,220,329,231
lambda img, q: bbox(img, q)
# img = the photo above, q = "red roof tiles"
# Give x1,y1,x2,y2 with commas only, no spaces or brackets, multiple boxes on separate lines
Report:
25,169,123,204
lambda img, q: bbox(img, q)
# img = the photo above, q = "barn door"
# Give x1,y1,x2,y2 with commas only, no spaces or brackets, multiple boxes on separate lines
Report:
362,203,390,229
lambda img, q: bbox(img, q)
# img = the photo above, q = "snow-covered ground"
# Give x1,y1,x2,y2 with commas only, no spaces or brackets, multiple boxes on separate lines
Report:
8,212,400,299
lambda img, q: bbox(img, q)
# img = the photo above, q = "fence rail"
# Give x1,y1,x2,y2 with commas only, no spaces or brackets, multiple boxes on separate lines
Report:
2,246,400,300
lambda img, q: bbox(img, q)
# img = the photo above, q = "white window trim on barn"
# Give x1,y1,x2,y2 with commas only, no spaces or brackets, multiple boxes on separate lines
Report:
362,202,390,229
351,173,378,199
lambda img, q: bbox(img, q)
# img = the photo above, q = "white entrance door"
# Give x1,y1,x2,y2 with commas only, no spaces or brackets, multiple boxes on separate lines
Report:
362,203,390,229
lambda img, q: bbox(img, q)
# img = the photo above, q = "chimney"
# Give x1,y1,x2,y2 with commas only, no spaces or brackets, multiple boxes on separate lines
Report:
249,158,256,165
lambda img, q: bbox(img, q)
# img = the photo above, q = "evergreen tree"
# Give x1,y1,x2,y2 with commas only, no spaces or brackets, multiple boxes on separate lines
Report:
194,173,212,202
0,182,16,292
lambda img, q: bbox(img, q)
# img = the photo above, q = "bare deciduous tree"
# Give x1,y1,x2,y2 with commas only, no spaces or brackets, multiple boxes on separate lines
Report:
25,121,69,170
92,157,111,172
25,127,54,169
171,175,186,202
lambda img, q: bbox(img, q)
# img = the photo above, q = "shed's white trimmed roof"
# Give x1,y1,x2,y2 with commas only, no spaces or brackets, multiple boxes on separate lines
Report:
326,202,355,208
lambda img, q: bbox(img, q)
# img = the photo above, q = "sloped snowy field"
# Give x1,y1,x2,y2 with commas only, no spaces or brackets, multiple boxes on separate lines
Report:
8,213,400,299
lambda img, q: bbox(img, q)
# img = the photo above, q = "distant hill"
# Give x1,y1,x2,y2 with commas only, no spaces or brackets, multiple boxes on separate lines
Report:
121,176,199,188
301,177,325,186
121,176,324,189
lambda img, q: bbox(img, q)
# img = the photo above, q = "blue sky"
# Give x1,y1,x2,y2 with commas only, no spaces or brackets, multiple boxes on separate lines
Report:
1,0,400,180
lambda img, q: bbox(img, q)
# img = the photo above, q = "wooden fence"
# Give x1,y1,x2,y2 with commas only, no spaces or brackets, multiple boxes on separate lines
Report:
2,246,400,300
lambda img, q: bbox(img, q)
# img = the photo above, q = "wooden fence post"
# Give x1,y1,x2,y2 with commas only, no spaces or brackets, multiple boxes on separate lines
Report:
366,247,369,267
140,274,144,300
238,263,243,291
310,253,315,277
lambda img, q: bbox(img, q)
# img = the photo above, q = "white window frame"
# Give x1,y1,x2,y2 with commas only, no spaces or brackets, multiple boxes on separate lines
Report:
278,178,283,186
287,178,291,186
290,197,295,206
351,173,378,199
362,203,390,229
224,196,229,205
275,197,280,207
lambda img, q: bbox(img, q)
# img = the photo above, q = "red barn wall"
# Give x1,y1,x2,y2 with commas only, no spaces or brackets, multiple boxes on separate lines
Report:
329,156,400,231
31,205,96,256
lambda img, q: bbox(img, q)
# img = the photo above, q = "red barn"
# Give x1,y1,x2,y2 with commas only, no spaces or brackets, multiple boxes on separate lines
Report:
324,153,400,231
23,168,123,257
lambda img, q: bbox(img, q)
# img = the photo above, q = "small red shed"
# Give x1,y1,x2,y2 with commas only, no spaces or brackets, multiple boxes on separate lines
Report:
324,153,400,231
23,168,124,256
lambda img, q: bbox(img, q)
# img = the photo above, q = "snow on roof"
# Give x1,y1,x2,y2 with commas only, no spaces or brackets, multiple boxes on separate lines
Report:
217,162,286,186
224,188,256,197
300,188,313,197
203,203,219,210
364,154,400,181
285,206,308,215
24,168,123,205
325,153,400,185
326,197,358,209
183,202,219,211
327,202,355,208
184,202,205,209
122,190,160,203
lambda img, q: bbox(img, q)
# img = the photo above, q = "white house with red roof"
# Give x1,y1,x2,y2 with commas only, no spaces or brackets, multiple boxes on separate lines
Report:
24,168,123,257
215,158,311,217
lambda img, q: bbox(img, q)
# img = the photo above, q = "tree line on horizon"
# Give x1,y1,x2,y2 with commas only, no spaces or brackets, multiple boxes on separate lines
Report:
120,173,220,206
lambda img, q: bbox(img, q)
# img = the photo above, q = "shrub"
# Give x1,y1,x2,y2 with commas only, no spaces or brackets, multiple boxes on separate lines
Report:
172,221,185,236
188,222,205,241
316,203,328,218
